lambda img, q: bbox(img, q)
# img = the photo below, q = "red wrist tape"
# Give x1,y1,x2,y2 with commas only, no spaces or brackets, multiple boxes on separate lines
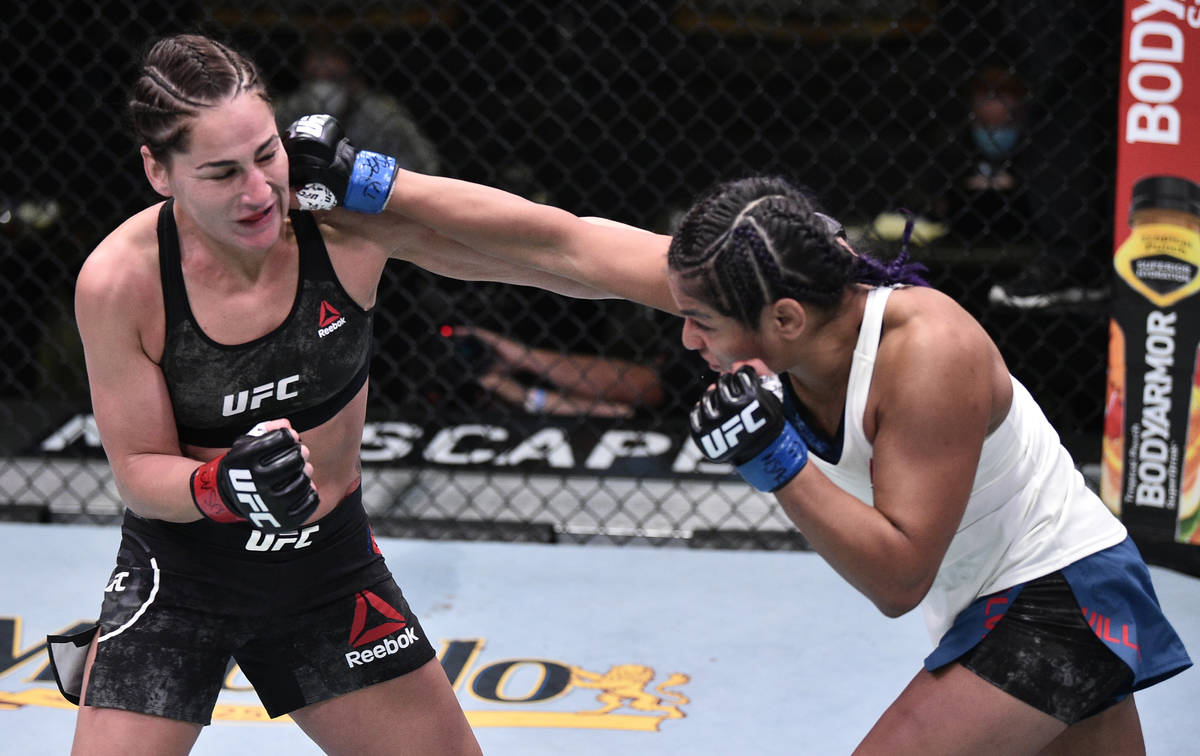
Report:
190,455,244,524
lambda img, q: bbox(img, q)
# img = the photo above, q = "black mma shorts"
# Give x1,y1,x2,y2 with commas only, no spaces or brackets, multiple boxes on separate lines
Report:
48,488,437,724
926,537,1191,724
955,570,1132,723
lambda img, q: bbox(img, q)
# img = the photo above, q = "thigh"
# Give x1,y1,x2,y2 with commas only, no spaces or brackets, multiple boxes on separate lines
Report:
289,658,481,756
855,663,1066,756
1042,695,1145,756
71,633,204,756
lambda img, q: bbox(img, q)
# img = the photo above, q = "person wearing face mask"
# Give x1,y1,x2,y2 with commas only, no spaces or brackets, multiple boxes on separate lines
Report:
274,44,441,177
986,1,1120,309
865,65,1030,253
966,68,1024,192
942,67,1030,244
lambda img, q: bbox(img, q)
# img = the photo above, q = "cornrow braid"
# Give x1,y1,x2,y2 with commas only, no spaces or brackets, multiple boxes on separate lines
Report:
753,198,848,306
128,33,268,160
180,36,212,89
712,224,774,324
142,65,206,108
212,39,260,93
668,176,927,327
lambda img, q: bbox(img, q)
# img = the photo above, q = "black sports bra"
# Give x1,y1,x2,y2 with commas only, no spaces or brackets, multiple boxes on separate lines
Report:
157,201,373,447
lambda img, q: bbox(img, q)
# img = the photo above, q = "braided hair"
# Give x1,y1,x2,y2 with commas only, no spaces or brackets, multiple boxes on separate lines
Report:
128,34,268,160
667,176,927,327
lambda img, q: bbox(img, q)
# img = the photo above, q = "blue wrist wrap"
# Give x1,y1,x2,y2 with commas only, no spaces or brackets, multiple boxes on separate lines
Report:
735,423,808,492
344,151,398,213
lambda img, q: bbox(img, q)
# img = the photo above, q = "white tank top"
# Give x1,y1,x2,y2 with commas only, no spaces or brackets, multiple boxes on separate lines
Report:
803,286,1127,642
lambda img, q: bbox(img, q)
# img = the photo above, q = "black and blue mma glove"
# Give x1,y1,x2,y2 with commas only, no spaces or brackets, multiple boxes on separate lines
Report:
689,366,808,492
284,114,398,214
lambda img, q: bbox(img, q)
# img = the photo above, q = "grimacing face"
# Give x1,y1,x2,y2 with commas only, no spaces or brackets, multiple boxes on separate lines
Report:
148,91,289,254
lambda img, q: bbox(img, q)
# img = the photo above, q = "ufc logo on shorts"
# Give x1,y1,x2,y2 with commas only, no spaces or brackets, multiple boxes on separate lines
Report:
226,468,281,530
245,525,320,552
699,400,767,458
222,375,300,417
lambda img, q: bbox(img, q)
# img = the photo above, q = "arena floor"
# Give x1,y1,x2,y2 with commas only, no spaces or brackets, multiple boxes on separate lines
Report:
2,521,1197,755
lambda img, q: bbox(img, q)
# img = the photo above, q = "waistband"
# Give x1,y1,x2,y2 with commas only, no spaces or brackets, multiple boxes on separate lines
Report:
117,486,390,613
123,486,368,563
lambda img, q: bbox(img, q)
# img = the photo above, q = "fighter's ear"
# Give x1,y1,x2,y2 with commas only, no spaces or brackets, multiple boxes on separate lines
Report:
141,146,172,198
769,298,807,340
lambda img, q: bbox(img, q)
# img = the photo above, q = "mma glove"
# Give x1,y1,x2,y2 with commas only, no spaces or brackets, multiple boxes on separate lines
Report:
190,427,319,532
283,113,398,213
689,366,808,492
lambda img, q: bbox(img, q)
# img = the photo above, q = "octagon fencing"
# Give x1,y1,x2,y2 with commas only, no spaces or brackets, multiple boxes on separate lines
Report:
1,1,1120,547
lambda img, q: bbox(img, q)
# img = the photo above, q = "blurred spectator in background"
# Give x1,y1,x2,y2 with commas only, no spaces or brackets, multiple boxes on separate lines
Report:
966,68,1025,190
986,1,1120,309
275,44,441,175
872,66,1027,250
944,66,1030,243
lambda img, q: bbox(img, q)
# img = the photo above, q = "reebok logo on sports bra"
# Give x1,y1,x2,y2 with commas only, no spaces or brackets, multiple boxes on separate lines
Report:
317,300,347,338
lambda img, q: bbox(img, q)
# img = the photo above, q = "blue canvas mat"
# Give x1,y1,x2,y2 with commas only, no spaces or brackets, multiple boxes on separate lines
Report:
1,522,1196,755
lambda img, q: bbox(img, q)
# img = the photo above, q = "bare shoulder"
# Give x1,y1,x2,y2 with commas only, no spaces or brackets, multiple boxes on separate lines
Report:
874,286,1002,396
874,285,1011,427
77,204,164,312
880,285,991,352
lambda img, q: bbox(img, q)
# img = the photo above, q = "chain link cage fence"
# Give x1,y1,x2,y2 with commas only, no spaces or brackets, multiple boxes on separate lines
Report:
2,1,1121,547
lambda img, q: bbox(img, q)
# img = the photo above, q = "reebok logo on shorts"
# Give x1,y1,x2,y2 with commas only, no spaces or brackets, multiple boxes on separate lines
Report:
344,590,420,668
344,628,420,668
349,590,407,646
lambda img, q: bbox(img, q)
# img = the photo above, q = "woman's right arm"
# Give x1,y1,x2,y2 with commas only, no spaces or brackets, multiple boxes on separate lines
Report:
385,170,678,313
283,115,678,312
75,237,205,522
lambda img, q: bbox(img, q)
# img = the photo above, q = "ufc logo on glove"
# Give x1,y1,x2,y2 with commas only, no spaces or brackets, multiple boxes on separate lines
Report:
290,115,331,139
699,400,767,458
226,468,282,530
